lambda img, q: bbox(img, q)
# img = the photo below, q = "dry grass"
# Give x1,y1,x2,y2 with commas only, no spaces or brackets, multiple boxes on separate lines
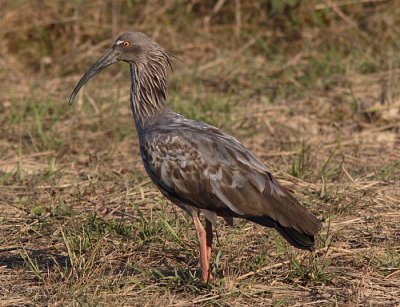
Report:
1,0,400,306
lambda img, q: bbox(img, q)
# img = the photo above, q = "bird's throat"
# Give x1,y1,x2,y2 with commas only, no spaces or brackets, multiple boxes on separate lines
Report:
129,64,167,131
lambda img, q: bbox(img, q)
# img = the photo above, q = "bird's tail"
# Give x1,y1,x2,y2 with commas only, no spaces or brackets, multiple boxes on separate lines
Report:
246,216,317,251
275,224,316,251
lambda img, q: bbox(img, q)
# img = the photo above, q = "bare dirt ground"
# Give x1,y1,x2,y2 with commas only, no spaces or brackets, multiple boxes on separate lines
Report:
1,1,399,306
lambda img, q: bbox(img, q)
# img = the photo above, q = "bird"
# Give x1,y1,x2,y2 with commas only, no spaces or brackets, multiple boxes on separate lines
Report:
69,32,321,283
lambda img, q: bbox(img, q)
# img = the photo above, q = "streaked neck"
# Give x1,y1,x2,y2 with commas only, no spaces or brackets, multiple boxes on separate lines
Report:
129,62,168,131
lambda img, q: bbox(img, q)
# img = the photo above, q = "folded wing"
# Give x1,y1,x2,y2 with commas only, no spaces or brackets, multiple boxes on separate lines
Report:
142,120,321,250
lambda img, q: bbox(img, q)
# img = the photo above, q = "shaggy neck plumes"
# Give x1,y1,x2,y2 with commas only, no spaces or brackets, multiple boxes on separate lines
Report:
129,49,171,131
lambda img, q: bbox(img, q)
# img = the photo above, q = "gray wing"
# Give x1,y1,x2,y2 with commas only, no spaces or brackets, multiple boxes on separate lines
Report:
141,119,321,248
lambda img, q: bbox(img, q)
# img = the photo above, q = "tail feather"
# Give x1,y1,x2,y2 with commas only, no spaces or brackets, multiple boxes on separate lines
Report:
246,216,317,251
275,224,316,251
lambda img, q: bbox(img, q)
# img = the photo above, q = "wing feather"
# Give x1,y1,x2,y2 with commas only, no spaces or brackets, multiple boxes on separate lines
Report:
141,118,320,237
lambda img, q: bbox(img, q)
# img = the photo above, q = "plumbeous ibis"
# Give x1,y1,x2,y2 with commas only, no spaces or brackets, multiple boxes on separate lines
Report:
69,32,321,282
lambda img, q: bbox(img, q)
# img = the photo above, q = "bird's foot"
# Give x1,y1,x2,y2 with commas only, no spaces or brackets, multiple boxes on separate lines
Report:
202,270,213,283
94,205,113,217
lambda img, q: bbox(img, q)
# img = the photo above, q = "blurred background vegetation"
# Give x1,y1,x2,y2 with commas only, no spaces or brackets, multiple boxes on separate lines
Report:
2,0,400,144
1,0,399,77
1,0,399,177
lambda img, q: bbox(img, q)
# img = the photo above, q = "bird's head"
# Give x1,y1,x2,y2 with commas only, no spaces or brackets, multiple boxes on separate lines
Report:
69,32,169,105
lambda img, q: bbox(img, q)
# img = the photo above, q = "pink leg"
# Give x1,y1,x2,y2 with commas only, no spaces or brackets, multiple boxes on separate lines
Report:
192,214,213,282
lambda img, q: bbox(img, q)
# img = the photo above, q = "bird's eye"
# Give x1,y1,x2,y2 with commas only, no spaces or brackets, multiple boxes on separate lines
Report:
123,41,130,47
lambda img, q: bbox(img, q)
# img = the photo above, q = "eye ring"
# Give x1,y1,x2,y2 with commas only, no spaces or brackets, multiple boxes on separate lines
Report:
123,41,130,47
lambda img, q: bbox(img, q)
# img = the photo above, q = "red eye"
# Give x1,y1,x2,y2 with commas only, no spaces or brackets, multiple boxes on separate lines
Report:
123,41,130,47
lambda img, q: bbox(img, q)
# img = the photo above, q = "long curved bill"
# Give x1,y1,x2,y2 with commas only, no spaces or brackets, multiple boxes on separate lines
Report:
68,48,120,105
